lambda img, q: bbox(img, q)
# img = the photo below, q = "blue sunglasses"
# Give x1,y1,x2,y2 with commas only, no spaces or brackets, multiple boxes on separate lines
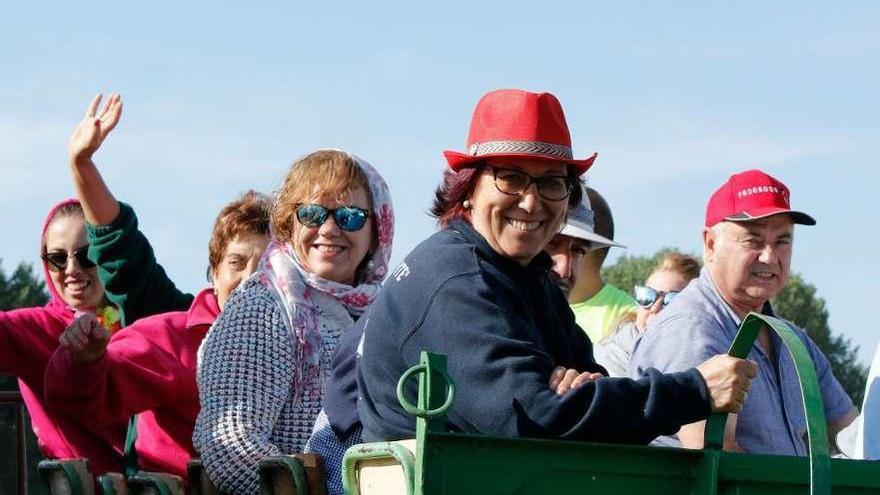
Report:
295,203,371,232
634,285,679,308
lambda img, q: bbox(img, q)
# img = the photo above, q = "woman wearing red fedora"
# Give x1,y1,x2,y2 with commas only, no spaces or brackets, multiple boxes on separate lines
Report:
353,89,756,447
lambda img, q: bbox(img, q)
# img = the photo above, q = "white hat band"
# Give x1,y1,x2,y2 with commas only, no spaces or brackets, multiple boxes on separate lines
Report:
467,140,573,159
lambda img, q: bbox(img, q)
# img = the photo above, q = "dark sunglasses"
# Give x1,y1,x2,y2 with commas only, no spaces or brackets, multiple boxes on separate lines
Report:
634,285,679,309
41,246,96,272
295,203,371,232
488,166,574,201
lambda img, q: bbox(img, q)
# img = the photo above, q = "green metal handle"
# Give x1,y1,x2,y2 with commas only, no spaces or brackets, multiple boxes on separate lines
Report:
258,456,309,495
37,460,85,495
97,473,123,495
703,312,830,495
98,476,116,495
128,472,177,495
123,415,140,478
341,442,415,495
396,363,455,419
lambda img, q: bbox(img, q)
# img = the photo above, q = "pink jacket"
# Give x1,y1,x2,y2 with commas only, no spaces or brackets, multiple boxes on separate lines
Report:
0,199,125,475
45,288,219,477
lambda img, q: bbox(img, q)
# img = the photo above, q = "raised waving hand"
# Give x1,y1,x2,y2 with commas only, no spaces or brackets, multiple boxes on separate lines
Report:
67,93,123,225
69,93,122,163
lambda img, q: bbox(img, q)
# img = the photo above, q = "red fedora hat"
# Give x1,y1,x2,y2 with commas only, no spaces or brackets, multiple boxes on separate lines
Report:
443,89,597,175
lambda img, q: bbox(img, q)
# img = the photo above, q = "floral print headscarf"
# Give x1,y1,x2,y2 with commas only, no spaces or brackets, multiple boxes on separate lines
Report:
258,151,394,402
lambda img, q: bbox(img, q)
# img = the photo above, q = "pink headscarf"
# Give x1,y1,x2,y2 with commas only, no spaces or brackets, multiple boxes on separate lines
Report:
39,198,81,314
0,199,125,473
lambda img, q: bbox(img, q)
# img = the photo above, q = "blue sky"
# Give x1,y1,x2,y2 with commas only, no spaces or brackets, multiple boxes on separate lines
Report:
2,2,878,364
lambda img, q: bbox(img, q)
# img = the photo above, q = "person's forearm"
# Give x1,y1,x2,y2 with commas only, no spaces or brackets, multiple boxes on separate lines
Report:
44,348,110,418
829,407,859,452
70,156,120,225
679,414,744,451
46,344,175,424
677,420,706,448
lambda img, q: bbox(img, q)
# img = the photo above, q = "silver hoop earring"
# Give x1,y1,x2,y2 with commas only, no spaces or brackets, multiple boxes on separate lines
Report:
463,200,472,209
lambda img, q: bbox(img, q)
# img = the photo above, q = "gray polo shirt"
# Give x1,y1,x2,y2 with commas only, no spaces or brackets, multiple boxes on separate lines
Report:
629,268,853,456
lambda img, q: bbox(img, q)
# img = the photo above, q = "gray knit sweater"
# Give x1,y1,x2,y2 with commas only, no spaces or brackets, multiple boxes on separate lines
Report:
193,277,351,494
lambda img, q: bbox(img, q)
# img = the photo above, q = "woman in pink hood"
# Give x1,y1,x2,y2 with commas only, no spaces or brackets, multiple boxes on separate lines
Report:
0,198,126,474
44,93,271,478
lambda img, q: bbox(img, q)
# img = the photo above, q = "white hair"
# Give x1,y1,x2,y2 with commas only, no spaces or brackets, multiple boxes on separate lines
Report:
704,222,728,264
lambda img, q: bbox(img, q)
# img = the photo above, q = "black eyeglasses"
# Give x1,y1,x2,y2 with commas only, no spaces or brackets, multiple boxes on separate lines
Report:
634,285,679,309
41,246,96,272
296,204,371,232
488,166,573,201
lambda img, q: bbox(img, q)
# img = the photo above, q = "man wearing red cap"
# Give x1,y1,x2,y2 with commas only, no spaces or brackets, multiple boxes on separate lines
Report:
630,169,858,455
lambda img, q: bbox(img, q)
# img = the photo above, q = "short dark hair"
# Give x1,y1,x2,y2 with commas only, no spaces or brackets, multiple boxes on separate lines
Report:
430,163,583,228
208,190,271,273
587,187,615,265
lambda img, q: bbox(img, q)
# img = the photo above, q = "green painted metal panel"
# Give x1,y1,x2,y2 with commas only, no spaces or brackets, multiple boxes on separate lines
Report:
421,434,700,494
343,312,880,494
704,312,830,495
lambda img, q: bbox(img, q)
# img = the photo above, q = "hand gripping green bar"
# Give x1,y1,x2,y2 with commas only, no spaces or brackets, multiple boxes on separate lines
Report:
702,312,830,495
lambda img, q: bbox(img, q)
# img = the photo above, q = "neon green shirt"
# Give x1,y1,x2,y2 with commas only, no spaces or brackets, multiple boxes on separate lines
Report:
570,283,637,343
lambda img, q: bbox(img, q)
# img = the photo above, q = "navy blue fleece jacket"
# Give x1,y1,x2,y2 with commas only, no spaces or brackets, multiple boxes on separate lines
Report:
357,219,712,444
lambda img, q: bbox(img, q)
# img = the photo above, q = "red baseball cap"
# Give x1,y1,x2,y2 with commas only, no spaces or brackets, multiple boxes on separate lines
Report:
443,89,597,175
705,169,816,227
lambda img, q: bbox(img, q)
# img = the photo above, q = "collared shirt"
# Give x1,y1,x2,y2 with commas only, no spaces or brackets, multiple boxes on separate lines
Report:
629,268,853,456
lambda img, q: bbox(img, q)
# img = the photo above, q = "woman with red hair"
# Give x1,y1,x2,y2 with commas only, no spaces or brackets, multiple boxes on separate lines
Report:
356,88,755,446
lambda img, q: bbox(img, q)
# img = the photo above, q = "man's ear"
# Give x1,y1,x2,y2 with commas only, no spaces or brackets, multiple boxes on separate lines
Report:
703,226,716,264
